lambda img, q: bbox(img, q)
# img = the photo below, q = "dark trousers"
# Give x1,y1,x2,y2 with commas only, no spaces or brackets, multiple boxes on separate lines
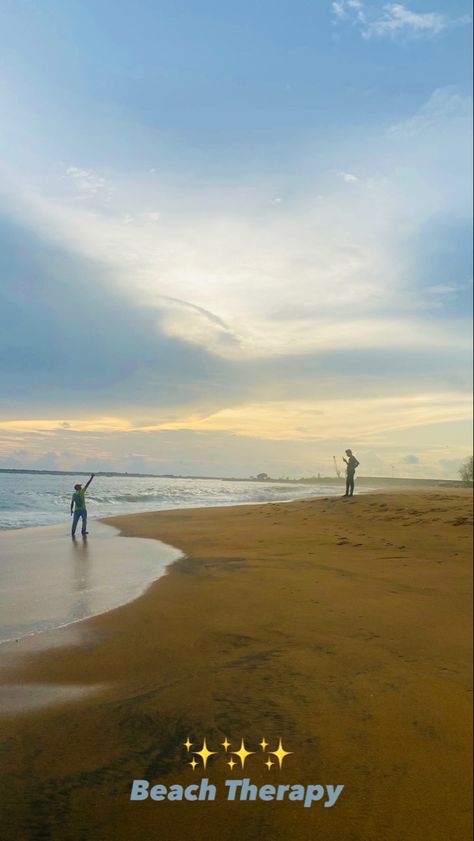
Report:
345,474,355,496
72,509,87,536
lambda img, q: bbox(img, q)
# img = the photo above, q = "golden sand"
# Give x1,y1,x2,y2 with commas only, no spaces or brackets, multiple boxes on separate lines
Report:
0,490,472,841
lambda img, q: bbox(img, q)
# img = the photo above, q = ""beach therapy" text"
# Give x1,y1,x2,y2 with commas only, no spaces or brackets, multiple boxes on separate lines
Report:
130,778,344,808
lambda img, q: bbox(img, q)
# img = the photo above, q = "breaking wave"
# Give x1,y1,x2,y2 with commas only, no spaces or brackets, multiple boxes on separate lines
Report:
0,473,343,530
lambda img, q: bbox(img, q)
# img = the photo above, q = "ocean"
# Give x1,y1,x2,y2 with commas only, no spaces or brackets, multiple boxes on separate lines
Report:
0,472,342,530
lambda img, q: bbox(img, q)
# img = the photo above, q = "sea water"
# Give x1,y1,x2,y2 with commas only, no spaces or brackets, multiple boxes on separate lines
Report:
0,472,341,530
0,473,342,645
0,521,182,644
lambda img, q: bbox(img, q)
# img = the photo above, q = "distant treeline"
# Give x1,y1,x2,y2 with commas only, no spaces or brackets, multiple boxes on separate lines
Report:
0,468,463,486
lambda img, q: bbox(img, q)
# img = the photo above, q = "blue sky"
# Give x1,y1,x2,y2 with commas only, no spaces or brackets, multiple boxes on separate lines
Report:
0,1,472,478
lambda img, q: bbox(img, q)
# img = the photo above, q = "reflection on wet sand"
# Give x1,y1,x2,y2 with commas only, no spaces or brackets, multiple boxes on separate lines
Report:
0,520,182,644
71,534,91,621
0,682,104,715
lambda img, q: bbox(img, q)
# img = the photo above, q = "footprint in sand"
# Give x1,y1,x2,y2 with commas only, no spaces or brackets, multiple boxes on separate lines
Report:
452,516,472,526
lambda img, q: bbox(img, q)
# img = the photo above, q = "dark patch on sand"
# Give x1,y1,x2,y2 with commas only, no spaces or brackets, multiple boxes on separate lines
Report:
173,556,247,575
224,649,280,669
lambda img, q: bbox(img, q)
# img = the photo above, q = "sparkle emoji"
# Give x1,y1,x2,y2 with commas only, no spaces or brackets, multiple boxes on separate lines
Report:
193,738,218,769
269,738,293,769
231,738,255,769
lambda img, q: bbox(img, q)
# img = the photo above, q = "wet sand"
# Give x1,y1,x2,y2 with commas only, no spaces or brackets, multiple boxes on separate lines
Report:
0,490,472,841
0,521,181,643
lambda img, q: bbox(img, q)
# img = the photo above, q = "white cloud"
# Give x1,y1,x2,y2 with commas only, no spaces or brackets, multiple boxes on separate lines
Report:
140,392,473,443
332,1,347,18
64,166,107,197
332,2,471,40
337,170,359,182
0,423,470,478
387,86,471,136
0,89,471,367
366,3,447,38
1,391,471,444
427,284,457,295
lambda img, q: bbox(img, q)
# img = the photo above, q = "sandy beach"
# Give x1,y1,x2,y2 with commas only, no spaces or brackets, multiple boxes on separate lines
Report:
0,489,472,841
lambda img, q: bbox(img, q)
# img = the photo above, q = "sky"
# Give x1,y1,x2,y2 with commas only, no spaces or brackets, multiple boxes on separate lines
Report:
0,0,472,479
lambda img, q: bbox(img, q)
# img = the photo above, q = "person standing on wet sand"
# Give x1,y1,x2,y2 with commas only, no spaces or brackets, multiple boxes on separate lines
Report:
71,474,94,537
343,450,359,497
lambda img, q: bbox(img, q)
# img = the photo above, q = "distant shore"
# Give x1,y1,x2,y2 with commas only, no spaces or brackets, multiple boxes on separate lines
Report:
0,466,467,487
0,488,472,841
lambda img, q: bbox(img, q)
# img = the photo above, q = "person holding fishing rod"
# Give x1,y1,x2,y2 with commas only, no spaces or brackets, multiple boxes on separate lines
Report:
71,473,95,537
342,450,359,497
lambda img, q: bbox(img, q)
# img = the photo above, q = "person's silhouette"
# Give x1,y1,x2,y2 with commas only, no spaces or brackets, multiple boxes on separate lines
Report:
70,474,94,536
342,450,359,497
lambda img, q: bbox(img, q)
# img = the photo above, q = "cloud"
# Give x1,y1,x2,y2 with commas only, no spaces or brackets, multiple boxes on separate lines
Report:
0,84,471,459
4,391,463,443
0,82,471,477
366,4,448,38
402,453,420,464
0,214,238,418
337,170,359,183
146,392,473,441
332,0,366,21
0,420,470,479
64,166,108,198
332,1,347,18
427,284,458,296
2,84,471,364
332,2,471,40
387,87,472,138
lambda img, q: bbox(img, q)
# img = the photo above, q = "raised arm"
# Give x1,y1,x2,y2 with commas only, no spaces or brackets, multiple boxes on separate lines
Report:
84,473,95,490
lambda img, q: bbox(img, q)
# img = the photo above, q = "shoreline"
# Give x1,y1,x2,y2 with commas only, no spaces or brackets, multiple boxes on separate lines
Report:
0,492,349,649
0,520,182,647
0,482,346,532
1,485,439,646
0,489,374,648
0,489,472,841
0,476,458,533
